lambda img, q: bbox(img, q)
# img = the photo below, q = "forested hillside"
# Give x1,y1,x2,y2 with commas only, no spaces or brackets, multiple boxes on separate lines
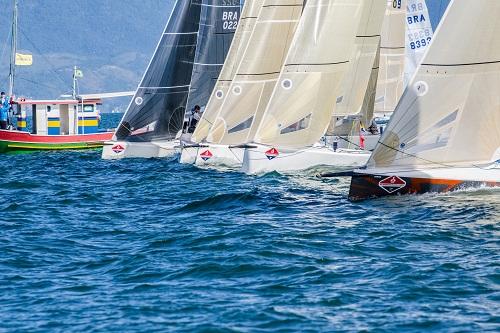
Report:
0,0,173,111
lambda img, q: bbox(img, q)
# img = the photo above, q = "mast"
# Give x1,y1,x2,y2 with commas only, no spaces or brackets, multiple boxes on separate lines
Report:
8,0,18,97
72,66,77,99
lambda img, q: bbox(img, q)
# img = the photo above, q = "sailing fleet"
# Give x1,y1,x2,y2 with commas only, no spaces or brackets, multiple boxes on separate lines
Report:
8,0,497,201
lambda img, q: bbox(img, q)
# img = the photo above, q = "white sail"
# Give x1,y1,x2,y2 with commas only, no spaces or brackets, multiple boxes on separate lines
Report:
253,0,386,149
192,0,263,143
361,45,381,127
374,0,407,116
333,0,387,118
206,0,304,145
404,0,434,84
368,0,500,170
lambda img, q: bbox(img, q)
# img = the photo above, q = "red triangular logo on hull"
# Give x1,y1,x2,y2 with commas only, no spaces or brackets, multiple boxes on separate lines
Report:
265,148,279,160
112,144,125,154
379,176,407,193
200,150,213,161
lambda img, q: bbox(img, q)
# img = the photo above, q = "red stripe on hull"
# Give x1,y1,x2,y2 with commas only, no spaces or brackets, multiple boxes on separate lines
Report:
348,174,500,202
0,130,113,143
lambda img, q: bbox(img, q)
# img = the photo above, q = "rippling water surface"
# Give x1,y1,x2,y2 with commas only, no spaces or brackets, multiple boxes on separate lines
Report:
0,116,499,332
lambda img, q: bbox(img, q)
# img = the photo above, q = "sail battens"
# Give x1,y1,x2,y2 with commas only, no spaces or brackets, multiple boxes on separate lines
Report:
356,34,381,38
261,4,303,8
421,60,500,67
236,71,281,76
138,85,191,89
163,32,199,35
192,62,225,66
284,61,350,67
201,3,241,8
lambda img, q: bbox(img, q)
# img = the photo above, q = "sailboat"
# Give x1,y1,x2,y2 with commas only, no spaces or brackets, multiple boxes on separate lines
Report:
102,0,241,159
370,0,434,139
0,0,114,154
189,0,264,145
240,0,387,174
179,0,305,167
348,0,500,201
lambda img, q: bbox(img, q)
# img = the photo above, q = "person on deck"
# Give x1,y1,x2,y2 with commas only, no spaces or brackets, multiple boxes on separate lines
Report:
0,92,10,130
368,120,379,135
188,105,202,133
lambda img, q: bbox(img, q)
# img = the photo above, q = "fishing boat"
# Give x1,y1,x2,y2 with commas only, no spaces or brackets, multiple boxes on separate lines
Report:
180,0,304,167
0,98,112,153
0,0,113,153
102,0,242,160
348,0,500,201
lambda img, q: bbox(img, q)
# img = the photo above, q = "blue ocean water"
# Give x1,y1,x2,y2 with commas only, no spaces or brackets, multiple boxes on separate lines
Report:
0,115,499,332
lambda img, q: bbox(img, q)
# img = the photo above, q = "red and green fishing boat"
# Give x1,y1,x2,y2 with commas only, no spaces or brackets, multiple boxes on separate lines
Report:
0,99,113,153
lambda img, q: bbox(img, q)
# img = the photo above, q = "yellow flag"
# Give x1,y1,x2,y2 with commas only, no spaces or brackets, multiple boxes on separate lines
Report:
15,53,33,66
74,69,84,78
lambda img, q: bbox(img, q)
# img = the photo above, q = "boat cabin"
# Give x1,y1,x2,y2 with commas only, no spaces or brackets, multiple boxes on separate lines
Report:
15,98,102,135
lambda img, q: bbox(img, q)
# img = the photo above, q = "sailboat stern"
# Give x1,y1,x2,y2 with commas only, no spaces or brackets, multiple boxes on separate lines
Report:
191,143,244,168
348,171,500,202
101,140,180,160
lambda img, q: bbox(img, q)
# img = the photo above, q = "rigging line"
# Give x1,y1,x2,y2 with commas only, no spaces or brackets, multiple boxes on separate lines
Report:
376,141,492,171
228,146,243,163
0,29,11,68
17,76,64,91
335,135,366,151
18,28,73,90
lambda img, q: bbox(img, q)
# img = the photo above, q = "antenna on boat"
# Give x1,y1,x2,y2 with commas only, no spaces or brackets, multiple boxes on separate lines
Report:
8,0,18,97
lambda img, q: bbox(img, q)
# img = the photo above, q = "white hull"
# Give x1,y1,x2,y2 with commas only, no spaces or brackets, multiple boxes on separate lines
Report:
354,165,500,183
179,143,244,168
242,144,371,175
101,140,180,160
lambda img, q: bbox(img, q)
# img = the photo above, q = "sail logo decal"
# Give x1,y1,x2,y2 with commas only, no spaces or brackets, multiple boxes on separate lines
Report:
265,148,279,160
112,144,125,154
200,150,213,161
379,176,406,193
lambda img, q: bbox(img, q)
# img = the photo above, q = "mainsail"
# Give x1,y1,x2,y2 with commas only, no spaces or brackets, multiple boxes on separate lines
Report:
115,0,202,142
374,0,406,116
333,0,387,119
186,1,242,115
404,0,434,84
368,0,500,170
192,0,263,143
206,0,304,145
253,0,377,149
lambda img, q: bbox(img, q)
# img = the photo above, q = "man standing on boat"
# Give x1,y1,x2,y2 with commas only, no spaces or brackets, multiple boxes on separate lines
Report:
188,105,202,133
0,92,10,130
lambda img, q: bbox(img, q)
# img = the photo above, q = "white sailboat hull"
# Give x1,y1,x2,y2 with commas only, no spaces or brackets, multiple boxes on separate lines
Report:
101,140,180,160
242,144,371,175
179,143,244,168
